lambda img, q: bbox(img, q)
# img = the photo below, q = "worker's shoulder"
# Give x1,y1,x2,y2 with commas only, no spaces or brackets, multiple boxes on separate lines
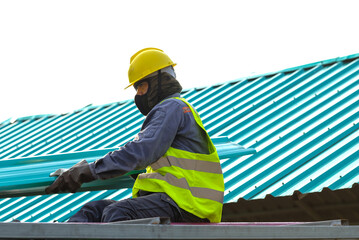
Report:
160,97,188,108
155,98,192,117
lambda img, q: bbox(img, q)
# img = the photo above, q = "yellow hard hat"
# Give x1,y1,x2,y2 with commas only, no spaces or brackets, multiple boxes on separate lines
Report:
126,48,176,89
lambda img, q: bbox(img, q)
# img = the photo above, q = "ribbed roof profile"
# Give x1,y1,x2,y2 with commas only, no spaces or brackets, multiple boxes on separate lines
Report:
0,53,358,222
222,183,359,224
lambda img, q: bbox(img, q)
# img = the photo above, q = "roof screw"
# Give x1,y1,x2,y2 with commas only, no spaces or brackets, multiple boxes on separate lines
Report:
303,132,305,135
282,182,285,185
310,179,313,182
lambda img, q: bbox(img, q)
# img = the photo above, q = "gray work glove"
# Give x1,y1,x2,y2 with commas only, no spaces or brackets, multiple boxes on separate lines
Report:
45,160,96,194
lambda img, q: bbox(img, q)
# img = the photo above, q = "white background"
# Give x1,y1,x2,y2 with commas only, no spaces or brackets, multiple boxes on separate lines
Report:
1,0,358,122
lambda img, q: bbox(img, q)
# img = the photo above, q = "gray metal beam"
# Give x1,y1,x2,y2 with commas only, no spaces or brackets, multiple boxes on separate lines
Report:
0,222,358,239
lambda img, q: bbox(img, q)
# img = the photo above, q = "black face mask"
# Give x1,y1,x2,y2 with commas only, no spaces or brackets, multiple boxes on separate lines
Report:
134,70,182,116
135,93,151,116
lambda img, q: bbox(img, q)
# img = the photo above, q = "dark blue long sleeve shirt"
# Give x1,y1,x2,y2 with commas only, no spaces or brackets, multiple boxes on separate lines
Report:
89,93,209,180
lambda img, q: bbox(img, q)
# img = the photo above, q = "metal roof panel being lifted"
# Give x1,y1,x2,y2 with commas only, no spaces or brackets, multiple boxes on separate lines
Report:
0,136,255,198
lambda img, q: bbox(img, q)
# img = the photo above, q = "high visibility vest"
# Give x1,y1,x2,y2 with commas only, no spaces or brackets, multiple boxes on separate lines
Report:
132,97,224,223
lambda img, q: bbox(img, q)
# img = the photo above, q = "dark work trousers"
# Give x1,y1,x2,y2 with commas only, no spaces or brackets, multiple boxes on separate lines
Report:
68,192,209,223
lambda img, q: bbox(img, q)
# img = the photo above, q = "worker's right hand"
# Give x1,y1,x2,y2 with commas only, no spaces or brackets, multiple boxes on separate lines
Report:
45,160,96,194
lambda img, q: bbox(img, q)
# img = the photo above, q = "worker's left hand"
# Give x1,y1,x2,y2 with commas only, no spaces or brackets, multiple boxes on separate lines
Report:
45,160,96,194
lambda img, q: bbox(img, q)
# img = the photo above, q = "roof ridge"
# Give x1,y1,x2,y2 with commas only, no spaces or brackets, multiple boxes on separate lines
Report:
2,53,358,126
0,99,134,126
182,52,359,92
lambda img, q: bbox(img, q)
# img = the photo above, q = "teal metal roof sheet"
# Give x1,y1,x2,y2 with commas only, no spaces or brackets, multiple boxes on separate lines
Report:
0,53,358,222
0,136,255,198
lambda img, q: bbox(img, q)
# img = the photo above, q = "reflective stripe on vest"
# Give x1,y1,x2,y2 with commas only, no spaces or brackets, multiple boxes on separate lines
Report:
137,172,224,203
132,97,224,223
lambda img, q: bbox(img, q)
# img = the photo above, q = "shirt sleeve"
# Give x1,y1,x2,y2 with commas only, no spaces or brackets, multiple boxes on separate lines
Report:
89,99,184,180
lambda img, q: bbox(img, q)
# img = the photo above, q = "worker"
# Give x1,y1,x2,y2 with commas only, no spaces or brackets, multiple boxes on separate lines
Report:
45,48,225,223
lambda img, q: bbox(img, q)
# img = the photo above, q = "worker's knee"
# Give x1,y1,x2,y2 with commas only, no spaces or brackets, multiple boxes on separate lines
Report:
83,199,115,209
101,199,136,222
68,199,116,222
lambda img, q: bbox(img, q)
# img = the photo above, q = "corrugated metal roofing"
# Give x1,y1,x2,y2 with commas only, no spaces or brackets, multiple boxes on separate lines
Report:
222,183,359,225
0,53,358,222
